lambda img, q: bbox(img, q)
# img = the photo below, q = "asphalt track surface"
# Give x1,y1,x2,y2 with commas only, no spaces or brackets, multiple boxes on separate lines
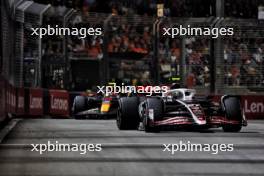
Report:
0,119,264,176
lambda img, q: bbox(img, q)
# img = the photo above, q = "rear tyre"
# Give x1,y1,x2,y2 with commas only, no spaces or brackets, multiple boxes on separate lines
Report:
73,96,86,119
222,96,242,132
116,97,140,130
143,98,163,133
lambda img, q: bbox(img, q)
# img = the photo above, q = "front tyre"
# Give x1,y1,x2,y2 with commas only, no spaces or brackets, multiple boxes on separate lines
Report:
143,98,163,133
116,97,140,130
73,96,86,119
143,115,160,133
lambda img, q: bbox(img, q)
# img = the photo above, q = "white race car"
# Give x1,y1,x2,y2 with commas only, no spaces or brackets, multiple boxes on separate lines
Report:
116,88,247,132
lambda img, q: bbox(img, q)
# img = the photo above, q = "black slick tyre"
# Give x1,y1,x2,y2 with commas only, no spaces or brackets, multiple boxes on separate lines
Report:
143,98,163,133
222,96,242,132
116,97,140,130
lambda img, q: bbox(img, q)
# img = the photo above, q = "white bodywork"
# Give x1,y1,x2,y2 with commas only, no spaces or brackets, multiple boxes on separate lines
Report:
139,88,206,125
163,88,196,101
162,88,206,125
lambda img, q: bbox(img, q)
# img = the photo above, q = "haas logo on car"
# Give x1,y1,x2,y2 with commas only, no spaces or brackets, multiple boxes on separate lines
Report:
30,95,42,109
244,100,264,113
51,95,68,111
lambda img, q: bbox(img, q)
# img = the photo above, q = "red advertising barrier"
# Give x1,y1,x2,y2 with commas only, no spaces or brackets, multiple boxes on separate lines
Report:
49,90,69,117
6,83,16,114
211,95,264,120
1,81,263,120
16,88,25,115
242,95,264,119
28,88,43,116
0,77,6,122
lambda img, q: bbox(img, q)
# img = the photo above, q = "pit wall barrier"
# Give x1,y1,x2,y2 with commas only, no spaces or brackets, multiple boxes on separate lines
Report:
0,76,7,123
49,90,69,116
0,80,71,119
1,79,264,120
241,96,263,119
6,83,16,115
16,88,25,115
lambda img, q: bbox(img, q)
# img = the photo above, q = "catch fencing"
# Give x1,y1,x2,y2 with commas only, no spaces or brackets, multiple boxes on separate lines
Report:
1,1,264,121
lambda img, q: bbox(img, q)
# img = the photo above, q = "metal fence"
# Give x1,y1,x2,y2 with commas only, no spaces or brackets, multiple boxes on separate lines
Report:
104,14,155,85
156,17,215,94
13,1,50,88
41,6,74,89
215,19,264,94
1,0,15,82
2,1,264,94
